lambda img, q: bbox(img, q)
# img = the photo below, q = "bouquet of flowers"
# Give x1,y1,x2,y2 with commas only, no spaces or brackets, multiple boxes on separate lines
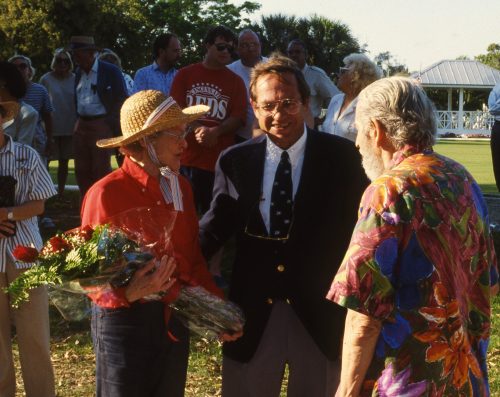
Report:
5,207,245,337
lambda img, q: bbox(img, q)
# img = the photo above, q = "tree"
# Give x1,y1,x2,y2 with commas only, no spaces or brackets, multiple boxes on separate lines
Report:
250,13,361,78
374,51,408,77
0,0,260,77
475,43,500,70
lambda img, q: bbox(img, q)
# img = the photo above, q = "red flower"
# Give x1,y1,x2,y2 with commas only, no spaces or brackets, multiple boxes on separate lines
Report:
47,236,71,253
12,246,39,262
81,225,94,241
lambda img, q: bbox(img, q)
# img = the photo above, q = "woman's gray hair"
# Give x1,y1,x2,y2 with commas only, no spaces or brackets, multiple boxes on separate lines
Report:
99,49,122,70
50,48,74,71
8,54,35,80
356,76,437,149
343,53,382,94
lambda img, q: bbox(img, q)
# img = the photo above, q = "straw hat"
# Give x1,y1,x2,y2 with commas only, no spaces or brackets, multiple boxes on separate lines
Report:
67,36,100,51
0,101,20,124
96,90,209,148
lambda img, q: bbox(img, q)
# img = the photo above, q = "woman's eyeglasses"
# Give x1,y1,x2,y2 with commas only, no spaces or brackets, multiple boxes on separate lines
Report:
156,130,190,141
338,67,350,76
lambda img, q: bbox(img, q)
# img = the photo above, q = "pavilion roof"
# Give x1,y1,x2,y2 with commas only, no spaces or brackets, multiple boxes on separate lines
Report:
412,60,500,88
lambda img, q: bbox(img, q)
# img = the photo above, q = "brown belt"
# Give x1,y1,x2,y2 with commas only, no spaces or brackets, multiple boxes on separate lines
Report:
79,114,107,121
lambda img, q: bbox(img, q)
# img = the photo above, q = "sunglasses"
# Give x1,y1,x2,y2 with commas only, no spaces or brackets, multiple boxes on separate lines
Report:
56,58,71,64
15,63,29,70
214,43,234,53
338,67,350,75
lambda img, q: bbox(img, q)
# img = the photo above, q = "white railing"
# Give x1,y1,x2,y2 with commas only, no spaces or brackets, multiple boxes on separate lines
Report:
436,111,495,133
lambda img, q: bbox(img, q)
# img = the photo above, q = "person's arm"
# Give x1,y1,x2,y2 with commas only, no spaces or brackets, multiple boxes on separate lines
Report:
41,111,54,156
199,154,241,260
0,200,45,238
194,116,243,148
336,310,382,397
16,106,37,145
488,86,500,116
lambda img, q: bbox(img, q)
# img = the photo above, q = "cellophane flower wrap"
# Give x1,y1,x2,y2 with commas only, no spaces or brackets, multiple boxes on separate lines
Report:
6,207,245,338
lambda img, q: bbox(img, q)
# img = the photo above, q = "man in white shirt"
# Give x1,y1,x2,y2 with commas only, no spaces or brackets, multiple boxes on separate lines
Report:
227,29,268,142
69,36,128,197
287,39,339,128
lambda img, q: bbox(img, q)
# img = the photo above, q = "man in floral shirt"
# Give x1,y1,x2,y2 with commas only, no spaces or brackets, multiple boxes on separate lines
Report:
327,76,499,397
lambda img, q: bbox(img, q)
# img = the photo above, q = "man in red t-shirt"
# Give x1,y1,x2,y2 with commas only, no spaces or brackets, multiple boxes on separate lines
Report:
170,25,247,214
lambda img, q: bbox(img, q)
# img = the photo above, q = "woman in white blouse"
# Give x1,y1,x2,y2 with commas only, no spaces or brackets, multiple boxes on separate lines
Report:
321,54,381,142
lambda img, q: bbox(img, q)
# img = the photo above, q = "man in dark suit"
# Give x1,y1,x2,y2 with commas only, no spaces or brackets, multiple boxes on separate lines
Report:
69,36,128,197
200,54,368,396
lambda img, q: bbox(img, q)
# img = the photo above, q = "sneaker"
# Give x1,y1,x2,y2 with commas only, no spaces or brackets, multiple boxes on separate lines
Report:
40,217,56,229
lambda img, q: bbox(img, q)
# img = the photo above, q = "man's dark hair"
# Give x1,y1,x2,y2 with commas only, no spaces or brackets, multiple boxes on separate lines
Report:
0,61,27,99
203,25,237,45
287,39,307,54
153,33,178,59
249,52,310,103
0,105,6,118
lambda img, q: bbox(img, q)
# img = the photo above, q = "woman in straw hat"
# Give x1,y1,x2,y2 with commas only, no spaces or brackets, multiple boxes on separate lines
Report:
81,90,241,396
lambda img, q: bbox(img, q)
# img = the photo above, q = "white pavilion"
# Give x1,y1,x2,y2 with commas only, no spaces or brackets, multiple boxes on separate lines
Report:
412,60,500,134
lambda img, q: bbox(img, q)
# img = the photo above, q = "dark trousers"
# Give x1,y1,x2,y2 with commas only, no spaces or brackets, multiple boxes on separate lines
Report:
74,118,113,198
91,302,188,397
180,166,215,215
491,120,500,192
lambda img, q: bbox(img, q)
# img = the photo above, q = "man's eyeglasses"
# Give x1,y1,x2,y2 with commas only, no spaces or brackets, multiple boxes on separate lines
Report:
239,42,259,50
244,200,294,242
55,58,71,64
255,98,302,117
15,63,29,70
214,43,234,53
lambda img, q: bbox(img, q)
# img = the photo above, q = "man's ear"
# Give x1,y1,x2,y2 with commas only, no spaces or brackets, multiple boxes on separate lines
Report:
371,119,389,148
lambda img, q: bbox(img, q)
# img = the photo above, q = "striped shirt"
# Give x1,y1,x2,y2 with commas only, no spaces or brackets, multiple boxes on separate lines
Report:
0,136,57,271
132,62,177,95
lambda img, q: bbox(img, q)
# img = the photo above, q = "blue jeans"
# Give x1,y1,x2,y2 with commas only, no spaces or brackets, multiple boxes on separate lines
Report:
91,302,187,397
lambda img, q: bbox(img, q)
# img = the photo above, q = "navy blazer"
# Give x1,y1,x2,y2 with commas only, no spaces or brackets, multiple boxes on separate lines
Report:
200,129,369,362
75,60,128,135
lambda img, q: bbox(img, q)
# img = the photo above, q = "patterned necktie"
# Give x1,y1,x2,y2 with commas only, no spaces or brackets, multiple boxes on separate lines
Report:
270,151,293,238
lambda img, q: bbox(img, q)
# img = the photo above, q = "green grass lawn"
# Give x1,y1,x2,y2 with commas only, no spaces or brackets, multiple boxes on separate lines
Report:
27,139,499,396
434,139,497,194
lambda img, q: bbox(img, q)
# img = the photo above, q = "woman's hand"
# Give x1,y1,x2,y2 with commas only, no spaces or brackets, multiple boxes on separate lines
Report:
219,329,243,342
125,255,177,303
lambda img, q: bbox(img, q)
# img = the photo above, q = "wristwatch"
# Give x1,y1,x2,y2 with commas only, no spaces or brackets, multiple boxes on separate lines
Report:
6,208,14,221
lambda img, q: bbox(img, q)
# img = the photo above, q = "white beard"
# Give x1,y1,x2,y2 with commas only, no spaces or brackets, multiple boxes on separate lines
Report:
361,146,385,181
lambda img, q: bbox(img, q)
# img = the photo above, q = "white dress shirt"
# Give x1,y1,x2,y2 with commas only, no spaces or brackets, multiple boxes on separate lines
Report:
321,94,358,142
76,58,107,117
259,126,307,233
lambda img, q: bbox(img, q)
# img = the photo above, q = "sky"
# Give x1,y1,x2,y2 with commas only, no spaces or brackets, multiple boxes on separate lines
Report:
229,0,499,72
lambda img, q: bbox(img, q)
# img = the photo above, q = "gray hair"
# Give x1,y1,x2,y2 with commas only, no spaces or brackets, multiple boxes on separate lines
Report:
8,54,35,80
356,76,437,149
99,49,122,70
50,48,74,71
238,28,260,42
343,53,382,94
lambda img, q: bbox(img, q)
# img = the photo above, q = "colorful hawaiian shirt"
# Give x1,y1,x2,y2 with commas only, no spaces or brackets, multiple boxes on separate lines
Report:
327,145,499,396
